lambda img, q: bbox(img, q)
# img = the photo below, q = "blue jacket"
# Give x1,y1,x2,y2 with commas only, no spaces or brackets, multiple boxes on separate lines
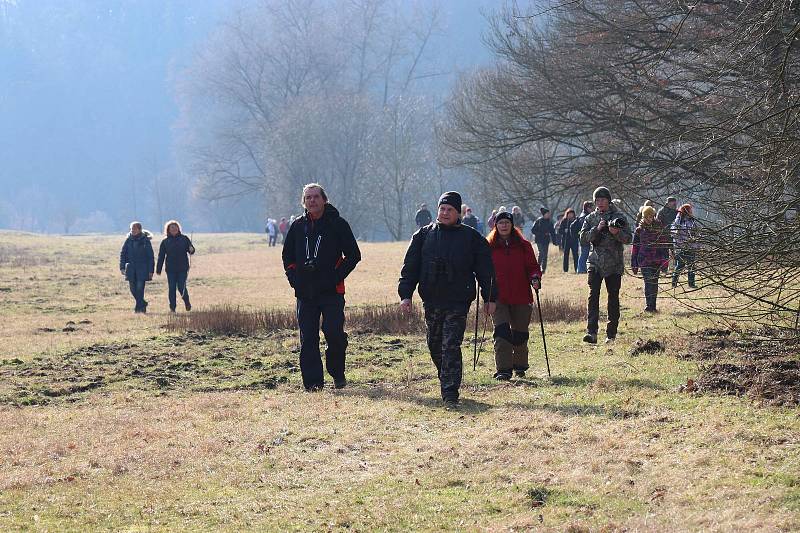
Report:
120,231,155,282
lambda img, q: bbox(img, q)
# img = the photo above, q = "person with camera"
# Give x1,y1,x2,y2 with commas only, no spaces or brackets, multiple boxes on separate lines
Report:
398,191,497,406
282,183,361,391
119,221,155,313
579,187,633,344
487,211,542,380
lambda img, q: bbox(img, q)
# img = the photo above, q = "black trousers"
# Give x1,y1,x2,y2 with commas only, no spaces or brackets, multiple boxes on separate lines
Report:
166,270,190,311
642,267,660,310
536,242,550,272
296,293,347,390
563,242,579,272
587,271,622,338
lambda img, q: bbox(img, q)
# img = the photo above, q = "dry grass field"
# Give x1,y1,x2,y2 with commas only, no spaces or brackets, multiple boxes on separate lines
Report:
0,230,798,531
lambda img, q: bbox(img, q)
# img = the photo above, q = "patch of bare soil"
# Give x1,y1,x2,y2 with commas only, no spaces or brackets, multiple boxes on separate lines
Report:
685,328,800,406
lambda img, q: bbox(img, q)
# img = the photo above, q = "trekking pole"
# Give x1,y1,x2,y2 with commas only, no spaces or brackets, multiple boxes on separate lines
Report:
181,232,194,301
534,288,551,378
473,277,493,371
473,281,481,371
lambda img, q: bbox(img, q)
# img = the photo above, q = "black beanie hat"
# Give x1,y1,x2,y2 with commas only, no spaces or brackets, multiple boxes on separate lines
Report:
438,191,462,214
593,186,612,201
540,206,550,216
495,211,513,224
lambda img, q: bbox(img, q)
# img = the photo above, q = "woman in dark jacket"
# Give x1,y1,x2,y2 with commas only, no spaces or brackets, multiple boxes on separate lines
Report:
631,206,670,312
156,220,195,312
558,208,579,272
488,211,542,380
119,221,155,313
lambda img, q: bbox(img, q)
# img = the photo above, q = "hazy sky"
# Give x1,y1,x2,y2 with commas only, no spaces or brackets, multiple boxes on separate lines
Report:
0,0,505,231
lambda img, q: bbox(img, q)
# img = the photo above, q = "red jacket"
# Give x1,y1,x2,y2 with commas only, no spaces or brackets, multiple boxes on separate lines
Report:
488,230,542,305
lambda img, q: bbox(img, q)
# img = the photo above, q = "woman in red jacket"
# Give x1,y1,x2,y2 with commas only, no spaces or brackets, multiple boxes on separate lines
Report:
488,211,543,380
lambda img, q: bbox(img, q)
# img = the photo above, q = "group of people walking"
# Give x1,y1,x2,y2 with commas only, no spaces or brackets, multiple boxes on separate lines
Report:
120,183,698,408
265,216,292,246
119,220,195,313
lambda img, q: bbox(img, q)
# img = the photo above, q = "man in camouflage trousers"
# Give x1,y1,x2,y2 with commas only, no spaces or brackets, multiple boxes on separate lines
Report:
579,186,633,344
399,191,497,406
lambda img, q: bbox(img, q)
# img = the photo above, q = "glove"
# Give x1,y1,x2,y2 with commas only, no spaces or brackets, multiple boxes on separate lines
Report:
531,277,541,290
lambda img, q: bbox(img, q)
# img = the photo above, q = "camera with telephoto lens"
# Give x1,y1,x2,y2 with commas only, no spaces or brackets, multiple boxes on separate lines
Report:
302,259,317,272
609,218,626,229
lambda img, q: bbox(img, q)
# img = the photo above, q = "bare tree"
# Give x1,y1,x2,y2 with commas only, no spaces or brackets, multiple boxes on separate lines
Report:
176,0,448,236
441,0,800,336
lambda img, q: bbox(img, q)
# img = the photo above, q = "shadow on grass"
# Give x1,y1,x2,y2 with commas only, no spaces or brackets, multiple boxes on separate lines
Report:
504,401,640,419
336,384,493,413
549,374,666,391
550,375,594,387
619,378,666,390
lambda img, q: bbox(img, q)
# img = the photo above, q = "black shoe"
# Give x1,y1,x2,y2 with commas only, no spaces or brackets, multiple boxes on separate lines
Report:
494,372,512,381
169,308,176,313
305,383,324,392
688,283,697,289
644,307,656,313
514,370,526,378
334,376,347,389
184,301,192,311
583,333,597,344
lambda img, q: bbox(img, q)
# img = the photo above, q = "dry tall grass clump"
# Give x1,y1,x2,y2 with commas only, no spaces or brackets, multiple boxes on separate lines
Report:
165,303,426,336
166,296,583,337
533,295,585,323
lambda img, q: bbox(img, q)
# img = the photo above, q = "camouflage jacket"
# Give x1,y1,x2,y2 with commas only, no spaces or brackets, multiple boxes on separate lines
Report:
579,205,633,276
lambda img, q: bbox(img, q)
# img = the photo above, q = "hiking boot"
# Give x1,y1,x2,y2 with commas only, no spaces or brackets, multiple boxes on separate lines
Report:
333,376,348,389
514,370,526,378
494,372,512,381
169,307,176,313
605,336,616,344
184,301,192,311
305,383,324,392
583,333,597,344
443,397,459,408
644,307,656,313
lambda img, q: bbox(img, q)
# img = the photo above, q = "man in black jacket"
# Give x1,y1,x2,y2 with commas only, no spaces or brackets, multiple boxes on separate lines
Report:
399,191,497,406
283,183,362,391
415,204,433,228
530,207,557,273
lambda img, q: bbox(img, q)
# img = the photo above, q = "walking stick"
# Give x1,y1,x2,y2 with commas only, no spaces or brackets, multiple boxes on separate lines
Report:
181,232,194,301
473,277,493,371
534,288,551,378
473,281,481,371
